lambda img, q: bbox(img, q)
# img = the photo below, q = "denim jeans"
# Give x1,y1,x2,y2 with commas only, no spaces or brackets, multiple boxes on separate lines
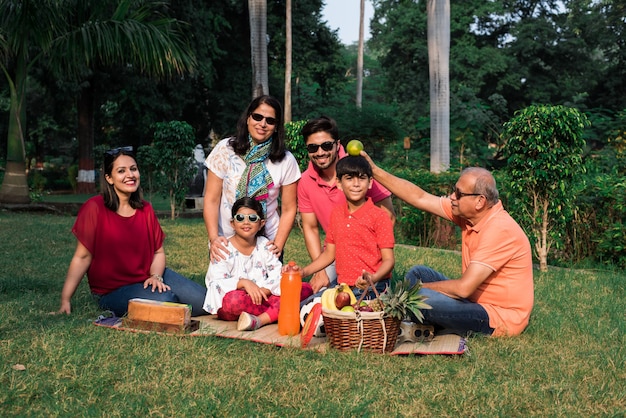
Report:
97,268,207,317
405,265,494,336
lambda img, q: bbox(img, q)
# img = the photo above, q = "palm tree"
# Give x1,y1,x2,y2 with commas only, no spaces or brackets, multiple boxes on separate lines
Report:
284,0,292,122
249,0,269,97
0,0,195,202
356,0,365,108
427,0,450,173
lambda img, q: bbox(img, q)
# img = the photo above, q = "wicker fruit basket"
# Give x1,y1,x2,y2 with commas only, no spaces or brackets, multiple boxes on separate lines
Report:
322,307,401,353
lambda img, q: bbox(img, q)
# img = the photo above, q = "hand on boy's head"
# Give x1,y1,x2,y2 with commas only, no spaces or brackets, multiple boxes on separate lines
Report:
360,151,375,167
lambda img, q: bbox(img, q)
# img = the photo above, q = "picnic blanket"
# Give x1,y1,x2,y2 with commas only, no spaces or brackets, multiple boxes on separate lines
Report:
94,314,466,355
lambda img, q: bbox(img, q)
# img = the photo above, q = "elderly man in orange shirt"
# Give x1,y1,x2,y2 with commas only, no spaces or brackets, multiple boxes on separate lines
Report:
362,153,534,337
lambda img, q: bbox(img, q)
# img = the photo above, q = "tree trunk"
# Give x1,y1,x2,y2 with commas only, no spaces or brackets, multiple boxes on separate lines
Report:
249,0,269,98
427,0,450,173
284,0,292,122
0,49,30,204
76,82,96,194
356,0,365,108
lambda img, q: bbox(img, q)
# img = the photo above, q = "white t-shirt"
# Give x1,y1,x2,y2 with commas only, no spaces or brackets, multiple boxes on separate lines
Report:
203,236,282,314
204,138,301,240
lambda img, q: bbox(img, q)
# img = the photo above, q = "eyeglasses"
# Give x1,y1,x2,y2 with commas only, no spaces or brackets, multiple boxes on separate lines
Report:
250,113,277,126
105,146,133,156
234,213,261,223
452,187,482,200
306,141,336,153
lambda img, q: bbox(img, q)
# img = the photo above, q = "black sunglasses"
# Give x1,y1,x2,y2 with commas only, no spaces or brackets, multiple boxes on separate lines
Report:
250,113,277,126
452,187,482,200
105,146,133,156
234,213,261,223
306,141,336,153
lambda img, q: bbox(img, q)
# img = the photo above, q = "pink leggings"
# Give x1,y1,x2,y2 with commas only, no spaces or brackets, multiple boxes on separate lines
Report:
217,283,313,323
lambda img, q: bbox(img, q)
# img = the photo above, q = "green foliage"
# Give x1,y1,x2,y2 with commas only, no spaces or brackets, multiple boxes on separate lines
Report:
284,120,308,172
148,121,197,219
387,167,461,249
502,104,590,268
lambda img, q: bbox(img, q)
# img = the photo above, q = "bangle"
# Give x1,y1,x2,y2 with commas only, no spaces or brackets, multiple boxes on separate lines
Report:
150,273,163,283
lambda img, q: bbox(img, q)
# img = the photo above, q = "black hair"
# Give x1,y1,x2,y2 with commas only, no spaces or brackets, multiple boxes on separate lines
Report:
229,95,287,163
301,116,339,142
231,196,267,237
336,155,373,179
101,147,144,211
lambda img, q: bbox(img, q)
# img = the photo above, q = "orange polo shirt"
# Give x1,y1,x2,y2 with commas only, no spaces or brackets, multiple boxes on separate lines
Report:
442,199,534,336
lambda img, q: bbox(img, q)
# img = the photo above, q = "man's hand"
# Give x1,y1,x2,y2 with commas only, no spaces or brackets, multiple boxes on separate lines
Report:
355,271,374,290
309,270,331,293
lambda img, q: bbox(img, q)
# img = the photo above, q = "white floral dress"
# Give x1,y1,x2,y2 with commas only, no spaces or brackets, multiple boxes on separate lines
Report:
203,236,282,314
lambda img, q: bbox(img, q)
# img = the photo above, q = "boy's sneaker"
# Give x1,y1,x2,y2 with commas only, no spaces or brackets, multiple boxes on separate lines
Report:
237,312,261,331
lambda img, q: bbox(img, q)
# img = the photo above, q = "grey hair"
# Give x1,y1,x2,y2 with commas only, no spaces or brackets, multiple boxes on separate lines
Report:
461,167,499,205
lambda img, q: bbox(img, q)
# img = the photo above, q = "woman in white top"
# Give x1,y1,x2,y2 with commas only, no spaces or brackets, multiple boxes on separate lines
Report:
203,95,300,262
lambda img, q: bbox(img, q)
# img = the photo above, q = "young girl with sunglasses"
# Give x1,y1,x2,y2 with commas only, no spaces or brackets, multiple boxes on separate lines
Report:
203,197,313,331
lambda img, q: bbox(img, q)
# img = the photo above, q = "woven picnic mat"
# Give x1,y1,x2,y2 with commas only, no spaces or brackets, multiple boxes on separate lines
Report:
94,314,466,355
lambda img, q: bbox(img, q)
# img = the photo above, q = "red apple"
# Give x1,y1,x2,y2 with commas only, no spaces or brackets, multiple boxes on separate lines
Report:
335,291,351,309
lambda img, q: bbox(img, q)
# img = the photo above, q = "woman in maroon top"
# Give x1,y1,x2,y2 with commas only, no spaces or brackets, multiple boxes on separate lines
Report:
58,147,206,317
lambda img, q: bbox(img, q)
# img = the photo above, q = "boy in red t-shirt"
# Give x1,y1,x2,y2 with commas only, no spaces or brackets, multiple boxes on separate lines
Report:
300,156,395,296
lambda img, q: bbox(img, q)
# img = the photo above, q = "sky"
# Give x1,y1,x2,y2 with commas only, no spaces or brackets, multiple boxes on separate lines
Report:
322,0,374,45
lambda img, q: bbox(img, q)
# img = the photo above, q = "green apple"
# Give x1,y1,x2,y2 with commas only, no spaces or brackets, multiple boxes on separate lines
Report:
346,140,364,156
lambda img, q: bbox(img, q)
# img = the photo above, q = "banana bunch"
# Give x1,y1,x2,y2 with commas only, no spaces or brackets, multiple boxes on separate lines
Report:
321,283,357,310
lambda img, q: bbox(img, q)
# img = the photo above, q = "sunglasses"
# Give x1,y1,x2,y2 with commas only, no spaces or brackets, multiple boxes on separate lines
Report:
452,187,482,199
105,146,133,156
234,213,261,223
306,141,336,153
250,113,277,126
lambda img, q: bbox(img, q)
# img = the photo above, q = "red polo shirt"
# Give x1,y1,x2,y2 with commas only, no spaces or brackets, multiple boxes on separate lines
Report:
325,198,395,286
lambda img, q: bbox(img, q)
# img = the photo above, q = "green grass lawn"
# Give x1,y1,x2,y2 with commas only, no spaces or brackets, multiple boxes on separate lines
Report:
0,212,624,416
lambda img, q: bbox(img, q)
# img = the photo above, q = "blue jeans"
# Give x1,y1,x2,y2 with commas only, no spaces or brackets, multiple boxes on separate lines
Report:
97,268,207,317
300,268,390,308
405,265,494,336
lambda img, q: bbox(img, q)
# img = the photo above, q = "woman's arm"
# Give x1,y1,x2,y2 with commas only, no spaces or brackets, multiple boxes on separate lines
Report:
270,181,298,254
59,241,92,314
145,246,170,292
203,170,229,261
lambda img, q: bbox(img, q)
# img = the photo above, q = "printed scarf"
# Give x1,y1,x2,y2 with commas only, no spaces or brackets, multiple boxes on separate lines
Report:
235,136,274,213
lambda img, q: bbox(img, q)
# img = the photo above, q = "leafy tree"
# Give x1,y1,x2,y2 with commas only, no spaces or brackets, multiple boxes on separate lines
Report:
501,104,590,271
0,0,195,202
149,121,196,220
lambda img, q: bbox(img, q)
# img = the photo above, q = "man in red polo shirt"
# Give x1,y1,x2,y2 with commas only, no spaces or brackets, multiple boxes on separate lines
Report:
297,116,395,293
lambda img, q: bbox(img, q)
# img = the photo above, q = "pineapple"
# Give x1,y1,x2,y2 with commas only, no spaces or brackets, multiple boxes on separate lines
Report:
379,279,431,322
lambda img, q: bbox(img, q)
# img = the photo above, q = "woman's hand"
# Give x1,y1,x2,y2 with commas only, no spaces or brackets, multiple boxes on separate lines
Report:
209,236,229,262
265,240,282,257
58,300,72,315
240,279,268,305
144,277,171,293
